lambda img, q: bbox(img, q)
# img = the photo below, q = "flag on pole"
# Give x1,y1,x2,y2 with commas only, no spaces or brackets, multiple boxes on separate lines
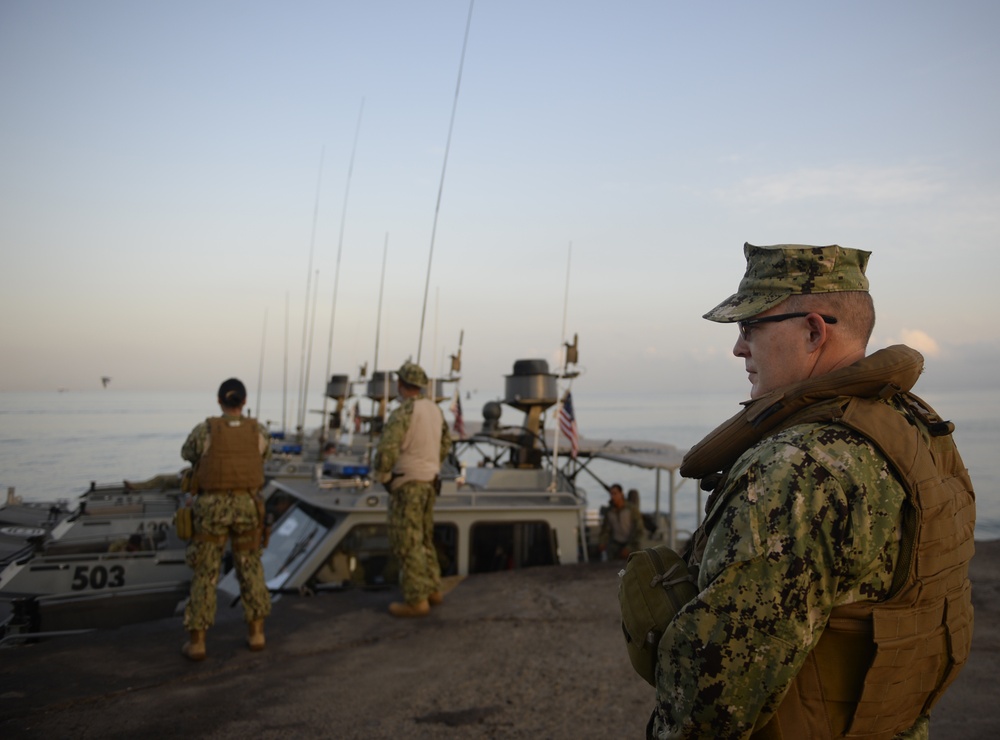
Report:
559,391,579,458
450,390,466,439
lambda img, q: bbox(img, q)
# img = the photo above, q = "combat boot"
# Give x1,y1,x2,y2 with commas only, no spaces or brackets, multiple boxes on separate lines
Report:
428,591,444,606
247,620,266,652
388,599,430,618
182,630,207,661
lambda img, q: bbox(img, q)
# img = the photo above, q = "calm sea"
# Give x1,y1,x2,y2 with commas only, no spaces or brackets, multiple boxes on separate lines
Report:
1,388,996,540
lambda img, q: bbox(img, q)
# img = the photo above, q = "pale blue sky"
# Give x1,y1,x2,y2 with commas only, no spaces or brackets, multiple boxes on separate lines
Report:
2,0,998,399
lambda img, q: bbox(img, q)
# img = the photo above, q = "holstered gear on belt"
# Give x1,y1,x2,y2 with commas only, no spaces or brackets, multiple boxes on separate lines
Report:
174,506,194,540
383,472,404,493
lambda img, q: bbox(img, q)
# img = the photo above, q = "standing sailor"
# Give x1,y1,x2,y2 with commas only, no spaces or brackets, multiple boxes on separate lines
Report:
598,483,640,560
374,362,452,618
648,244,975,738
180,378,272,661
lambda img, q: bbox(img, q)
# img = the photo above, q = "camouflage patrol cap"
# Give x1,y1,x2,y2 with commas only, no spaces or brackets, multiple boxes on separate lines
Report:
397,361,429,388
703,243,872,323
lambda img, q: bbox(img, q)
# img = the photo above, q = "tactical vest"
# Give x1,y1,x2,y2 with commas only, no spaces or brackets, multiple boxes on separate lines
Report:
391,398,444,490
681,346,975,740
193,416,265,493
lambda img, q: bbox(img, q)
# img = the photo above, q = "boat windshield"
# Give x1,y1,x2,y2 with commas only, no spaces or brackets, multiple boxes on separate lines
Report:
261,506,330,591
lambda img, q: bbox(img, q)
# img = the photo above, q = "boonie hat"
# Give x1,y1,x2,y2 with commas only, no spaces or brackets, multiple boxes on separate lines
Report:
397,361,429,388
704,243,871,323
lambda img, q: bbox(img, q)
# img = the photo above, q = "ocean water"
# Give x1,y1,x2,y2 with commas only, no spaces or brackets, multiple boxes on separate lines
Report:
0,388,996,540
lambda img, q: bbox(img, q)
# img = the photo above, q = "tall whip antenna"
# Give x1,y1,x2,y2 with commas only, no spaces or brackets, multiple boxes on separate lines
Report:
300,268,321,437
297,148,325,439
282,291,289,433
255,308,268,420
320,99,366,450
369,234,389,456
417,0,475,363
372,234,389,385
551,242,573,487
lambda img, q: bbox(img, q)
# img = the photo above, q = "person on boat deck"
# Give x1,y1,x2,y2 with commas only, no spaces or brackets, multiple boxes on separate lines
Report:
627,488,650,540
108,533,143,553
373,361,452,618
646,244,975,739
123,468,190,491
179,377,272,661
598,483,640,560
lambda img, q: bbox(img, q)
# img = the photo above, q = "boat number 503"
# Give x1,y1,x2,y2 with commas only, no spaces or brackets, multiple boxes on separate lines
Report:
71,565,125,590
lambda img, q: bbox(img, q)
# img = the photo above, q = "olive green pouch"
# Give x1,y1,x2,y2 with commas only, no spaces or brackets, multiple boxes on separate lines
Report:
174,506,194,541
618,544,698,686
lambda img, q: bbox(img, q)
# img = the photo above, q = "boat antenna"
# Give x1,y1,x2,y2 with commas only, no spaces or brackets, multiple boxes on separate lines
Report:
297,148,325,440
369,235,389,458
430,286,441,402
449,329,464,441
300,268,321,437
550,242,573,489
372,234,388,389
282,291,289,434
255,308,268,420
417,0,475,364
320,98,366,452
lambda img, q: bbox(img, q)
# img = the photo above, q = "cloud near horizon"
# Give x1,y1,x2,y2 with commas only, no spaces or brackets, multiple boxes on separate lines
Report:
897,329,941,357
718,164,945,207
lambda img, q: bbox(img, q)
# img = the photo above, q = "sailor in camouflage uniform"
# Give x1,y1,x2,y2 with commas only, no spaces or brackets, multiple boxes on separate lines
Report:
373,362,452,618
648,245,975,739
180,378,272,661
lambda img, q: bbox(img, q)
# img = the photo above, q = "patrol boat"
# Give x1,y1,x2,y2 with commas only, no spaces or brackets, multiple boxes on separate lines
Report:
0,481,194,636
0,491,72,569
1,359,689,637
218,358,688,602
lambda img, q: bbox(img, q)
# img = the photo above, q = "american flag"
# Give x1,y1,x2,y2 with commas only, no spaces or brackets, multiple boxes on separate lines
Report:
450,390,466,439
559,391,579,458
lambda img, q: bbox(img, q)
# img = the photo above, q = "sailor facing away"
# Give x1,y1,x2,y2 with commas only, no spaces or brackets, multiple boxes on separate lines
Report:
180,377,272,661
373,361,452,618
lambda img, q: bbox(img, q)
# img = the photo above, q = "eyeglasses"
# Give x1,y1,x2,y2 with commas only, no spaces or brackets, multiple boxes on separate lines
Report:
737,312,838,341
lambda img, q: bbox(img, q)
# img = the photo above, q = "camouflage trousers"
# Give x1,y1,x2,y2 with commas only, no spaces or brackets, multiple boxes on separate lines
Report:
388,481,441,604
183,491,271,630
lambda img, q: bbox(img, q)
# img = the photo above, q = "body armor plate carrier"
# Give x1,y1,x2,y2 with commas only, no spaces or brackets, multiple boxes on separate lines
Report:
681,346,975,740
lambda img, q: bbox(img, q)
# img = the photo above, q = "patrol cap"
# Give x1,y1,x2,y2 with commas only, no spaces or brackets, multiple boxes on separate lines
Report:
703,243,872,323
397,361,429,388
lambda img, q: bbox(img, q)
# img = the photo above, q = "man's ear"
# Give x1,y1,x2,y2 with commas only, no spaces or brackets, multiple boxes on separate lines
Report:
804,312,829,350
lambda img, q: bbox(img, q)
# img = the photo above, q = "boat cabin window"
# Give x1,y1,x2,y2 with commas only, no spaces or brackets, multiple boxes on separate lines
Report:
469,521,556,573
312,523,458,588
